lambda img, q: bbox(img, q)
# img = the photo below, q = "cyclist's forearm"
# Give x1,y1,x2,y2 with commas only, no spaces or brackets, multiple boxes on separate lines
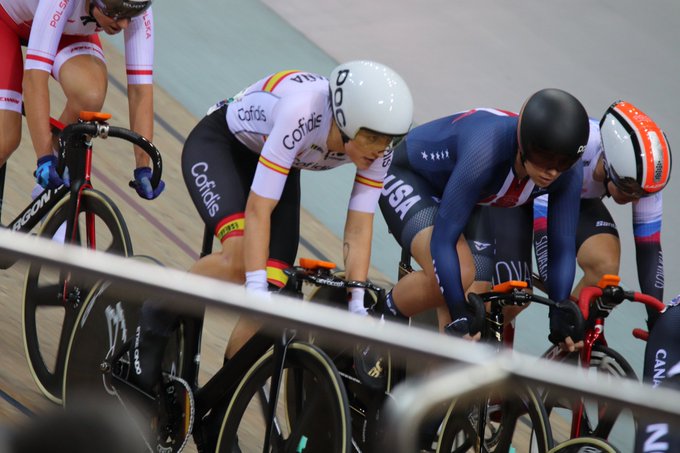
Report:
23,70,53,159
244,192,276,274
635,241,664,301
343,210,372,282
128,83,154,168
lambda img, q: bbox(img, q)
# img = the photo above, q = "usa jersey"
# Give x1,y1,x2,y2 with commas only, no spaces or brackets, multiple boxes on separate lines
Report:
404,109,582,317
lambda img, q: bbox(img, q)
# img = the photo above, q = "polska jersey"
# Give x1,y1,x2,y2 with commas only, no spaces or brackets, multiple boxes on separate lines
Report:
213,70,391,213
403,108,582,312
1,0,154,85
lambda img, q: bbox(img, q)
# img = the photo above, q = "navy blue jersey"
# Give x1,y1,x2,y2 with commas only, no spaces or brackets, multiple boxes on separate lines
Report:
404,108,582,320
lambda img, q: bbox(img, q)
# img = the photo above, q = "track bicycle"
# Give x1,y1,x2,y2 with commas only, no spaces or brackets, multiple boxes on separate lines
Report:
61,228,352,453
534,274,665,444
431,279,587,453
301,249,572,453
282,260,393,453
6,111,162,404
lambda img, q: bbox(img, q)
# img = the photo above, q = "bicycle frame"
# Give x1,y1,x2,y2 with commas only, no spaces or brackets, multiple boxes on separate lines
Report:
541,274,665,439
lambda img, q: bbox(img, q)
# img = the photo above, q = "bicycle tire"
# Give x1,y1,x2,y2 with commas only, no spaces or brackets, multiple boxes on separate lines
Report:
548,436,621,452
436,383,554,453
61,256,192,410
216,341,351,453
22,188,133,404
543,343,637,443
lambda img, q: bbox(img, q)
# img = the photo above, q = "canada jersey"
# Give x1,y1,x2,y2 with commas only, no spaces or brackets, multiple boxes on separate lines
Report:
222,70,390,213
404,108,582,318
1,0,154,84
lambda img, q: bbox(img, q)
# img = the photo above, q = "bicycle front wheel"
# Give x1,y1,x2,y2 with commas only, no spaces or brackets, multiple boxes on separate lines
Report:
216,341,351,453
22,188,132,404
543,344,637,443
436,384,554,453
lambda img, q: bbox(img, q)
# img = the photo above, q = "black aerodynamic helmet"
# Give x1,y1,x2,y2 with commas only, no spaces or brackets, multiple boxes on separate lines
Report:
518,88,590,167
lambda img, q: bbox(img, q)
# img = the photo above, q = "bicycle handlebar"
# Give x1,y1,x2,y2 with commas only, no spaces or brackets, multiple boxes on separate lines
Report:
577,285,666,321
57,121,163,190
283,264,386,303
466,287,585,339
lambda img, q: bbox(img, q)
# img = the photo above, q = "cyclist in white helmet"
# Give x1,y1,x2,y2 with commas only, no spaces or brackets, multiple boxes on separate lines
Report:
129,61,414,394
0,0,163,199
530,101,671,329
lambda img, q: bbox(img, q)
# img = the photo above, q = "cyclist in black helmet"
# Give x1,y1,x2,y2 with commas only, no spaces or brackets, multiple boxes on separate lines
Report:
379,88,588,355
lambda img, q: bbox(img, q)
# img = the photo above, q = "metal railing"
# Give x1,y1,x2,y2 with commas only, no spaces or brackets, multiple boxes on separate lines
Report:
2,229,680,451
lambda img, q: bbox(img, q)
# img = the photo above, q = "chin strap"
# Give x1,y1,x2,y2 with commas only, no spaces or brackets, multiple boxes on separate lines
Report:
80,1,101,27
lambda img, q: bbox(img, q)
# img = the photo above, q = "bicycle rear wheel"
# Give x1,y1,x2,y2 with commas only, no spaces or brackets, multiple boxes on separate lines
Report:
436,384,554,453
216,341,351,453
62,255,193,410
22,188,132,404
543,344,637,443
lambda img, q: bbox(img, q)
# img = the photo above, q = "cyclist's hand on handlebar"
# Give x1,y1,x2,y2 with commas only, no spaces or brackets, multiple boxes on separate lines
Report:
35,155,69,189
444,317,481,341
131,167,165,200
549,300,585,352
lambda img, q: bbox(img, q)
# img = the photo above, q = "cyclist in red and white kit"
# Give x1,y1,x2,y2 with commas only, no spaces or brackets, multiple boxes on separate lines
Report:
129,61,414,393
533,101,671,329
0,0,164,198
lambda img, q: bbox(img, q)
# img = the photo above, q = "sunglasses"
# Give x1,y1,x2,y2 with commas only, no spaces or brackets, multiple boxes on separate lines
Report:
610,176,651,199
93,0,147,20
354,128,406,151
525,148,580,173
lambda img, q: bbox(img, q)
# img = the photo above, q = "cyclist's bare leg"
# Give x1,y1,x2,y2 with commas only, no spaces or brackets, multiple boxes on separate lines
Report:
58,55,108,127
392,226,474,317
0,110,21,167
187,236,259,360
572,233,621,298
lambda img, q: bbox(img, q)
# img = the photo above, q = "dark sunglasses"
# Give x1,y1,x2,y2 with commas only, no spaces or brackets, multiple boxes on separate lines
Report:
525,148,579,173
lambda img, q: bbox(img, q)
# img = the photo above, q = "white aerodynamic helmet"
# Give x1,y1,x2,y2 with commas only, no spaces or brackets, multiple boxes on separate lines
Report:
600,100,672,196
329,60,413,143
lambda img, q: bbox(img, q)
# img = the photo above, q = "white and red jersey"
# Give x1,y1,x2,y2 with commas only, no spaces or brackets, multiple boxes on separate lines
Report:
0,0,154,85
216,70,391,213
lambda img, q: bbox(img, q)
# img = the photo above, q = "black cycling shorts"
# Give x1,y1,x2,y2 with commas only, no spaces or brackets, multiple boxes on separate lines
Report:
482,204,534,286
534,198,619,283
181,105,301,266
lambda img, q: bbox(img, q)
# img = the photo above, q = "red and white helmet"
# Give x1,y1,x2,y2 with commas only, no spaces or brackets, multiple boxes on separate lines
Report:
600,100,672,196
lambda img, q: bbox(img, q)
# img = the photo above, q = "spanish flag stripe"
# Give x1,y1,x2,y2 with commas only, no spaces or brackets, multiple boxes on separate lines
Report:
355,175,383,189
262,70,300,92
267,259,289,270
259,155,290,176
217,213,245,227
266,267,288,288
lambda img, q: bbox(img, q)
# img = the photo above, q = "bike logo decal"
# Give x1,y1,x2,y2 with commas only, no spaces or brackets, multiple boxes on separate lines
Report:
473,241,491,251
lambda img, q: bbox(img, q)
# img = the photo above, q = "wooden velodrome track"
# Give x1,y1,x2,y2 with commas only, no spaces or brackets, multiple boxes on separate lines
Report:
0,41,398,449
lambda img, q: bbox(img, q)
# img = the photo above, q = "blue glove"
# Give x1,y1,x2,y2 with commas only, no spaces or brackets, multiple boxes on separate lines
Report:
132,167,165,200
35,155,69,189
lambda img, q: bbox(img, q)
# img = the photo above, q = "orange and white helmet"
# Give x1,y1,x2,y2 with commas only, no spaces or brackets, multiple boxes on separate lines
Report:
600,101,672,196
